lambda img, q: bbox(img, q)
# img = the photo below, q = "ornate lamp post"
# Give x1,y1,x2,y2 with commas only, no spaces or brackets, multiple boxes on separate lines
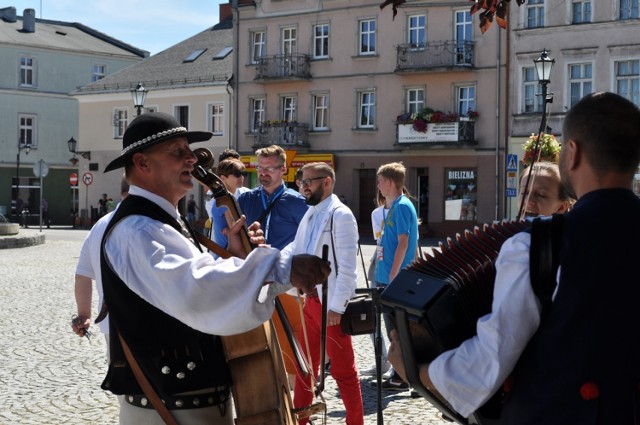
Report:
517,50,556,220
67,137,91,160
130,82,148,116
13,138,31,222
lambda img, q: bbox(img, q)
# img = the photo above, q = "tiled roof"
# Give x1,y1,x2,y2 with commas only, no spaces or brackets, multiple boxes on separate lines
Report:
73,20,233,95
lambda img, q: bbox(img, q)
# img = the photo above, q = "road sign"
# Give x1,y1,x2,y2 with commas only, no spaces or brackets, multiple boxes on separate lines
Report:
506,171,518,197
70,172,78,186
82,172,94,186
506,154,518,172
33,160,49,178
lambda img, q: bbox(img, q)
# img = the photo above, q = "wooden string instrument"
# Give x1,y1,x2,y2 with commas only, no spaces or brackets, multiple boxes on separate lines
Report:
191,148,313,425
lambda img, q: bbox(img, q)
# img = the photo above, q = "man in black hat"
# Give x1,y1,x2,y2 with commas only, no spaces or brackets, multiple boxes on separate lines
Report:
98,112,330,424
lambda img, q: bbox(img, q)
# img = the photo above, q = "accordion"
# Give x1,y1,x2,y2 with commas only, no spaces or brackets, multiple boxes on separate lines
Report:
380,220,529,425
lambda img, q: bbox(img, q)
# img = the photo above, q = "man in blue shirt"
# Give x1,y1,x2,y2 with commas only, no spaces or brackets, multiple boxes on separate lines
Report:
375,162,419,390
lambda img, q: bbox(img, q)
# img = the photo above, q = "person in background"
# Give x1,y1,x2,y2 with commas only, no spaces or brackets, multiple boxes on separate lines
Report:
388,92,640,424
286,162,364,425
519,161,573,218
41,197,50,228
359,190,391,378
98,112,329,425
215,144,309,390
209,158,249,254
98,193,108,217
374,162,418,391
186,194,199,228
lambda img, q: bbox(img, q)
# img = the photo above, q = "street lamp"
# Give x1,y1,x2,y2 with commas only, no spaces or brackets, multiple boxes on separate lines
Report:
130,82,148,116
67,137,91,160
14,138,31,222
517,50,556,220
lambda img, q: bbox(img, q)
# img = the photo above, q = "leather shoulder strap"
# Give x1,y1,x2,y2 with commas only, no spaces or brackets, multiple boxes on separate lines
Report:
529,214,564,317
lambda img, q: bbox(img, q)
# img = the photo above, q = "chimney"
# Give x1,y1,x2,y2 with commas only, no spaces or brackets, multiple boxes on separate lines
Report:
0,6,17,22
22,8,35,33
219,3,232,23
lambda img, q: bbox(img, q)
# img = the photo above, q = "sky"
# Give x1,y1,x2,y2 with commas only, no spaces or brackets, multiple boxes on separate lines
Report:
17,0,225,55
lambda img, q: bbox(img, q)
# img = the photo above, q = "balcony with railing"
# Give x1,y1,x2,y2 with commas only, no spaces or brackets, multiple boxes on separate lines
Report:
396,40,475,71
255,54,311,81
253,122,310,148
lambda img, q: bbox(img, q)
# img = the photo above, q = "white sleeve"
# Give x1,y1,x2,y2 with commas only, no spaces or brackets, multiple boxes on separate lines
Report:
428,232,541,418
105,215,293,336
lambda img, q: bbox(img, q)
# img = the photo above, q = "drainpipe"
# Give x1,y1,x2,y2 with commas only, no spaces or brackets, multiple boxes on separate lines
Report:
495,24,501,221
232,0,240,152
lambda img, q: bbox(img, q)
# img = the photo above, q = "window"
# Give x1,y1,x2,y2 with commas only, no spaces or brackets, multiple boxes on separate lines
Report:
359,19,376,55
572,1,591,23
114,109,128,138
444,168,477,221
281,96,296,122
526,0,545,28
406,88,424,114
183,49,206,63
455,10,473,64
569,63,592,107
523,67,542,113
250,98,265,132
313,24,330,59
92,64,107,82
357,90,376,128
174,105,189,128
620,0,639,19
19,56,35,86
615,60,640,106
282,27,297,55
407,15,426,47
213,46,233,60
19,115,36,148
209,103,224,135
457,85,476,116
250,30,266,64
312,93,329,130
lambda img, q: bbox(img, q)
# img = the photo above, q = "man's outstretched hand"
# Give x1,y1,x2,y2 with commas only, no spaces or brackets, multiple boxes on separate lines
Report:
290,254,331,294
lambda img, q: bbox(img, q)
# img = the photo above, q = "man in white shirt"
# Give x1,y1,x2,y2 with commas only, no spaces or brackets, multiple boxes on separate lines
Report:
99,112,330,425
284,162,364,425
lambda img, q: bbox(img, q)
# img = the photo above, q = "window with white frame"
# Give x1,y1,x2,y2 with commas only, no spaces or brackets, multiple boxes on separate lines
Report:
250,30,266,64
526,0,545,28
357,90,376,128
620,0,639,19
408,14,426,47
523,67,542,113
114,109,128,138
359,19,376,55
455,10,473,64
572,1,591,23
615,60,640,106
250,98,265,132
92,64,107,82
569,63,592,107
209,103,224,135
19,115,36,148
457,85,476,116
19,56,35,86
281,27,297,55
281,96,297,122
312,94,329,130
406,88,424,114
313,24,330,59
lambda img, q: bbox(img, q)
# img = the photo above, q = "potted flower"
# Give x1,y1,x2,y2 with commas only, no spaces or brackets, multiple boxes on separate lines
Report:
521,133,561,166
396,107,460,133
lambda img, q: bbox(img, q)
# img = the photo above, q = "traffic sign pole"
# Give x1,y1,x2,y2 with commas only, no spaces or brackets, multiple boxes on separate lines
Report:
82,173,94,227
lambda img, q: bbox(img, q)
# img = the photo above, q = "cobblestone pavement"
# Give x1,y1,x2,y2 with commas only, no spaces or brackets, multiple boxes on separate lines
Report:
0,228,451,425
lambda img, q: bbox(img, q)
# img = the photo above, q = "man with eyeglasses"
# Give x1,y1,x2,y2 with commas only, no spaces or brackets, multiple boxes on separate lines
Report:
218,144,309,389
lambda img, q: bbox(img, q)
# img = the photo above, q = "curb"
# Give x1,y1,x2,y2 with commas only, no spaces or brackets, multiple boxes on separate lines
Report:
0,231,46,249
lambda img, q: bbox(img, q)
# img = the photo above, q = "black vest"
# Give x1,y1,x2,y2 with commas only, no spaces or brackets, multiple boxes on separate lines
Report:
500,189,640,425
100,195,231,396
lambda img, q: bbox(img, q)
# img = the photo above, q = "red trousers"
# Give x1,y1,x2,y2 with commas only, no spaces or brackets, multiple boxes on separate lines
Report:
294,296,364,425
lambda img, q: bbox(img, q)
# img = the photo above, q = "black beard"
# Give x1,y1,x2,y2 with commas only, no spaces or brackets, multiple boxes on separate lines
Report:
305,188,323,206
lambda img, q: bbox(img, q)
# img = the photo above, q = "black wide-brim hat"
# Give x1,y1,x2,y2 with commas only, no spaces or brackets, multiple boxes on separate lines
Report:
105,112,212,172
